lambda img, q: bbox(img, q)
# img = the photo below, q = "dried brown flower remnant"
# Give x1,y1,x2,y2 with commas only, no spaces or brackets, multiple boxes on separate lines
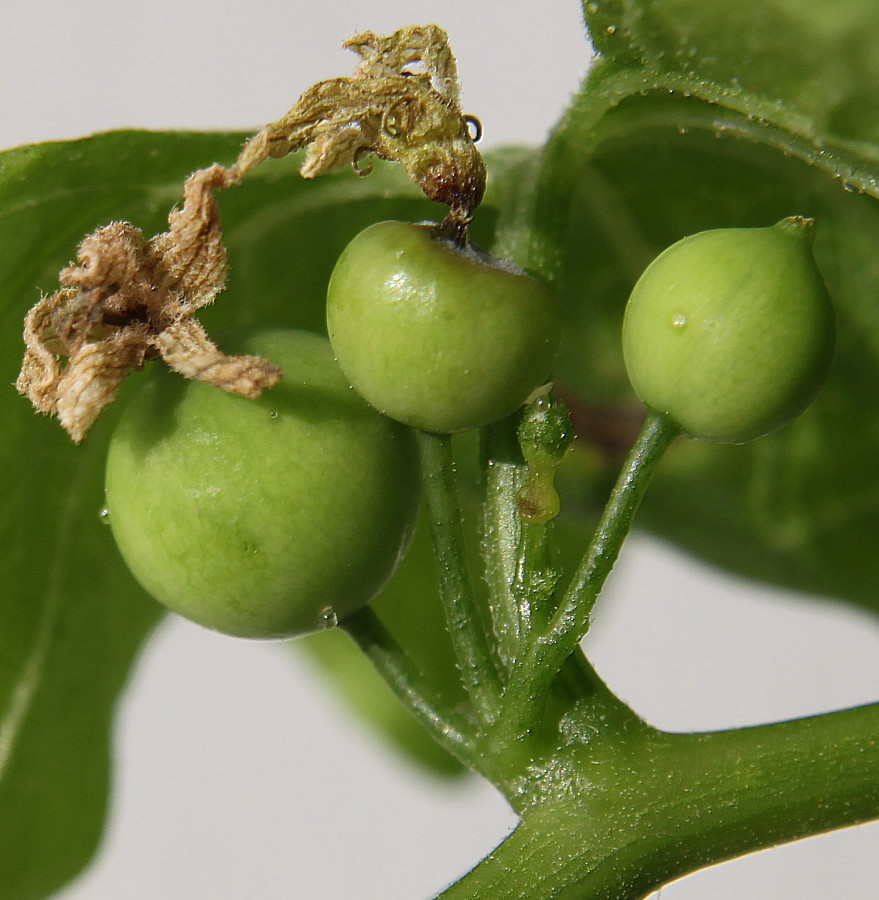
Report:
232,24,486,229
15,165,282,442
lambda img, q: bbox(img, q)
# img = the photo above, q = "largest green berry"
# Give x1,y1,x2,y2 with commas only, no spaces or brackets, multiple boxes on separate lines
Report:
622,218,835,443
327,220,561,433
105,327,420,639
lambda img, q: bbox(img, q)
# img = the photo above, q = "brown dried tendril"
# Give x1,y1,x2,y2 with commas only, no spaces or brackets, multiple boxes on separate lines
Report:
16,24,484,442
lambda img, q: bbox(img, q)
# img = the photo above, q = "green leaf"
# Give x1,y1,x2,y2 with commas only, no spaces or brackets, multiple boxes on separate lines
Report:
586,0,879,148
0,134,212,899
490,4,879,619
0,130,534,895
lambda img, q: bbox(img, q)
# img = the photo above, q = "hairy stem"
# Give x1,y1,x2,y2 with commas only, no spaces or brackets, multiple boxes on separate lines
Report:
441,701,879,898
545,410,678,663
479,418,525,670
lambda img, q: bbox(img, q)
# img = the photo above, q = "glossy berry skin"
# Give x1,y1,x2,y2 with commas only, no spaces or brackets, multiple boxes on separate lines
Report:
326,220,561,433
105,328,420,639
622,218,835,443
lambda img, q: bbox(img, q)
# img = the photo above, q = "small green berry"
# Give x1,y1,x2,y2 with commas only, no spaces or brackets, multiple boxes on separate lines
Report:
105,327,420,639
326,220,561,433
622,218,835,443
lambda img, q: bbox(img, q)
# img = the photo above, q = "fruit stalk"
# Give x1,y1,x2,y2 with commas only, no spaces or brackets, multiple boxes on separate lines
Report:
340,607,477,764
417,430,503,721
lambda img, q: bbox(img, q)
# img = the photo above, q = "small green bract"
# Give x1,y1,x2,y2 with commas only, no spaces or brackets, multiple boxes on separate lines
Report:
326,220,561,433
622,218,835,443
105,327,420,639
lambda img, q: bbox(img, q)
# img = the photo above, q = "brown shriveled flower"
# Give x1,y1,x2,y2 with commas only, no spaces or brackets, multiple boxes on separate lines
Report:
15,165,282,442
232,24,486,230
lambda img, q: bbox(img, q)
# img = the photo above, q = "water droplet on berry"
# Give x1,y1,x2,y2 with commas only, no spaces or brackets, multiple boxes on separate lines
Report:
318,606,338,629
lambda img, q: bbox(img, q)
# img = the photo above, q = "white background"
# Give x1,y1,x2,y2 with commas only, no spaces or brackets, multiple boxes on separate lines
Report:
2,2,878,897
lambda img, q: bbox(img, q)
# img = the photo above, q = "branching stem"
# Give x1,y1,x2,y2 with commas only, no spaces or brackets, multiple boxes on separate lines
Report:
499,410,679,737
441,701,879,899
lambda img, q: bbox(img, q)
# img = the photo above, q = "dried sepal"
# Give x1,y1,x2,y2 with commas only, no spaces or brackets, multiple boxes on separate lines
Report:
16,293,65,414
232,24,485,228
16,164,281,442
345,25,460,100
55,327,150,444
156,318,281,399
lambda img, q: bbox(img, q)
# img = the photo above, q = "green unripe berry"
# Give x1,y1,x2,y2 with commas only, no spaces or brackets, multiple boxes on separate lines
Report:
622,218,835,443
326,220,561,433
105,327,420,639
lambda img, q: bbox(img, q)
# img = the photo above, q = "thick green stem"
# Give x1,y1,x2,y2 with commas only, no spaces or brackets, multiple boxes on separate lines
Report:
340,607,477,765
441,701,879,899
417,431,502,721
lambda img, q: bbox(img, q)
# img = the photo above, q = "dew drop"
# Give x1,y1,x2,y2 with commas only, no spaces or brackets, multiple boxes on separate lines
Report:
269,411,279,419
586,1,599,12
318,606,338,630
98,506,111,525
842,181,857,193
606,24,617,34
671,313,688,329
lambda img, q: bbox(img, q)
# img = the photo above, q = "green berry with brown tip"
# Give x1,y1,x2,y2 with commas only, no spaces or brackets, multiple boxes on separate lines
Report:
327,220,561,433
